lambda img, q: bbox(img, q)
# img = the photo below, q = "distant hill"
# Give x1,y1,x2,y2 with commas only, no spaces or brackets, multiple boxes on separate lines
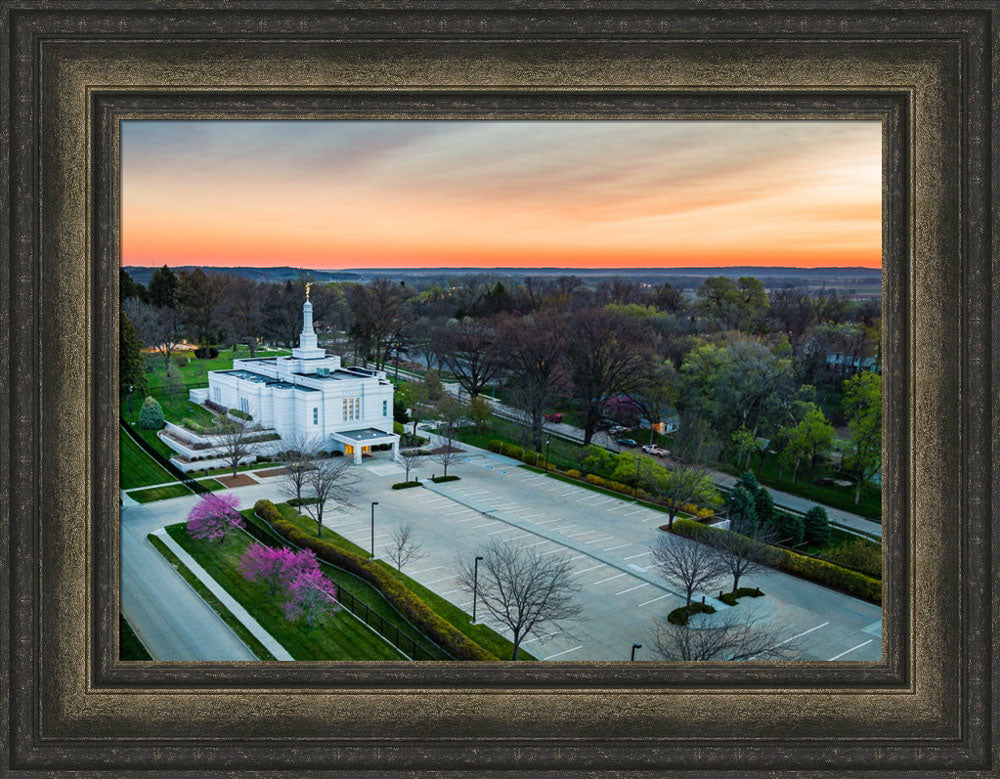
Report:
123,265,362,286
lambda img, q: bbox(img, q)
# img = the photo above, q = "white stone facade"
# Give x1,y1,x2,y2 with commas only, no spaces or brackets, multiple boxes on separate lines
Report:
168,296,399,466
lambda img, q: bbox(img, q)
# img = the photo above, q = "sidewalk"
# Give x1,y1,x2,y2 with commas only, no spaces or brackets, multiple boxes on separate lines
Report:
151,528,294,661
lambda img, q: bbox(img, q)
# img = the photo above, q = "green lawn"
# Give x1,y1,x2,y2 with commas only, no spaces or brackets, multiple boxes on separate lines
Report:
143,346,291,395
120,427,174,490
196,478,226,491
274,505,536,660
147,534,277,661
128,483,192,503
123,392,216,429
119,613,152,660
242,508,449,661
717,455,881,521
164,524,404,661
449,418,587,472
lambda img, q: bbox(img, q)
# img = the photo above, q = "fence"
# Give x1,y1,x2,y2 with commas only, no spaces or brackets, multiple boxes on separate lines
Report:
120,420,208,495
244,512,448,661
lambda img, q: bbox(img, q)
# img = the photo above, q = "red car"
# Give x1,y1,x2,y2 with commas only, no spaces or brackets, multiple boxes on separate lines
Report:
544,412,564,423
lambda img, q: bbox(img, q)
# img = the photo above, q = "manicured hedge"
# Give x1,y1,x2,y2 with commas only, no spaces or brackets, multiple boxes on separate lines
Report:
431,475,460,483
667,601,716,626
255,500,497,661
488,440,548,470
287,496,320,506
229,408,253,421
718,587,764,606
392,481,423,490
670,519,882,605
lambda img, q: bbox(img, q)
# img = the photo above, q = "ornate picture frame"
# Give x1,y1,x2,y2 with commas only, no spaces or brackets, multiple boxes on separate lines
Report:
2,2,995,774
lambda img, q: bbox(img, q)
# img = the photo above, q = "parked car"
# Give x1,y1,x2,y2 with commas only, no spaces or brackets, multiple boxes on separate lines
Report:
642,444,670,457
544,412,564,423
616,438,638,448
609,424,628,435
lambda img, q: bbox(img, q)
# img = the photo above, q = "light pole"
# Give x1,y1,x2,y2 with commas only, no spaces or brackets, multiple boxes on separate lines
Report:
545,438,551,471
631,643,642,661
472,555,484,624
370,501,379,558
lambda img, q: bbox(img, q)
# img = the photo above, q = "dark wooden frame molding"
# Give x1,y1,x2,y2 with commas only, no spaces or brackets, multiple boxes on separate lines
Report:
1,2,995,775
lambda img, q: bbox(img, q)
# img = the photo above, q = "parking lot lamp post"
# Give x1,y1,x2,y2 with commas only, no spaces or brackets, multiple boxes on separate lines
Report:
631,643,642,661
472,555,485,624
370,501,379,558
545,438,551,470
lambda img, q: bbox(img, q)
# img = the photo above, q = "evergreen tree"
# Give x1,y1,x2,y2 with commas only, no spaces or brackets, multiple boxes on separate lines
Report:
119,310,148,415
753,487,775,526
725,485,757,535
120,268,146,302
766,511,804,546
803,506,830,547
137,396,165,430
148,265,178,308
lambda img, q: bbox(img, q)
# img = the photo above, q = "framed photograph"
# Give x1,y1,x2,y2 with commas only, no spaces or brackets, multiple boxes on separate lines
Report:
2,2,996,775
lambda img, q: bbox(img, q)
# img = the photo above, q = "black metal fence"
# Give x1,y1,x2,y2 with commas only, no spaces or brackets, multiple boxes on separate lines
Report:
120,419,208,495
244,513,448,661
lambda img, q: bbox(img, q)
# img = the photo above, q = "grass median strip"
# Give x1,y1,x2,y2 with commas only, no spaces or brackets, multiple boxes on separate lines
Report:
273,505,536,661
147,533,277,661
162,524,405,661
120,427,175,490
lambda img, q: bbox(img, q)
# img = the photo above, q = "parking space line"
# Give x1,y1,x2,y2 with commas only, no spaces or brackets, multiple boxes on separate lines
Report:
439,589,458,596
425,575,457,585
637,594,671,607
615,582,650,596
828,639,874,661
574,563,606,576
471,522,496,529
521,540,549,549
544,645,584,660
621,509,645,516
408,565,444,575
533,518,561,525
454,517,478,523
603,543,631,552
592,572,628,585
487,527,519,536
624,551,651,560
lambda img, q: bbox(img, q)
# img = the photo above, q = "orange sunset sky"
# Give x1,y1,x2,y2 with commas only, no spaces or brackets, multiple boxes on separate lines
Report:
121,120,882,269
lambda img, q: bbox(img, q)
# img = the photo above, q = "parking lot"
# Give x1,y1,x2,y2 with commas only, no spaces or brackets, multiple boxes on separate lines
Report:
318,450,883,662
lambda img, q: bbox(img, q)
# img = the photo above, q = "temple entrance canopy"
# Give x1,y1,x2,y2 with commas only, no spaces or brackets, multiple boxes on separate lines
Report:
331,428,400,464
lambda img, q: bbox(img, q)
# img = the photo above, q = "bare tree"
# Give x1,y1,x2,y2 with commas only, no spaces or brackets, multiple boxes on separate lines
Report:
432,394,465,477
125,298,183,369
348,277,413,369
457,540,583,660
496,310,571,451
384,523,426,572
301,457,361,537
705,525,780,593
433,317,503,398
215,418,263,478
277,432,321,506
631,359,678,445
564,307,652,445
219,276,265,356
653,609,799,661
399,447,423,482
650,535,727,607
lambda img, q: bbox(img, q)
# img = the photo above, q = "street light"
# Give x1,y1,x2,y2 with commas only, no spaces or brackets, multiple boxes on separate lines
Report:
631,643,642,661
545,438,551,471
370,501,379,558
472,555,485,624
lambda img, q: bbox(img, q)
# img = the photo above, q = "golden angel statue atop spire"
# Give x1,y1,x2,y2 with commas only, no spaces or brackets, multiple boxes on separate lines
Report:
305,281,312,300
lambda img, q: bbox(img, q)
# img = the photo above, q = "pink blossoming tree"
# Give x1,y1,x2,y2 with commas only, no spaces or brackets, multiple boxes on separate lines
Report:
185,492,243,543
237,544,295,594
283,568,339,628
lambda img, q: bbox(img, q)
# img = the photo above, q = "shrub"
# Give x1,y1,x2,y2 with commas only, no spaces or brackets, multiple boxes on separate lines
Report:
823,536,882,579
431,475,460,483
393,421,405,435
803,506,831,546
718,587,765,606
767,511,805,546
670,518,881,605
204,399,227,415
138,396,165,430
566,469,581,478
287,496,320,507
255,500,497,660
488,440,503,453
194,346,219,359
229,408,253,421
392,481,423,490
667,601,716,626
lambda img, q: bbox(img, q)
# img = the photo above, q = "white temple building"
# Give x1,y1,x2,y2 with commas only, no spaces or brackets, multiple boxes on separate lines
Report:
175,291,399,468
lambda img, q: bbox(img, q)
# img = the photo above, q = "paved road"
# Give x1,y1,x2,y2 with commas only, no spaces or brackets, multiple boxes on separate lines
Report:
120,481,279,661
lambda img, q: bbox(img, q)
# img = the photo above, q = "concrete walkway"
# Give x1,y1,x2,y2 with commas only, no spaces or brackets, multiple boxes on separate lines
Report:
152,528,294,661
